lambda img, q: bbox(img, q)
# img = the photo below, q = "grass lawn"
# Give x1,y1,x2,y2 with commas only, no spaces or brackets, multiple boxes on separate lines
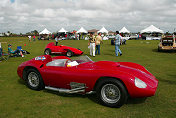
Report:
0,37,176,118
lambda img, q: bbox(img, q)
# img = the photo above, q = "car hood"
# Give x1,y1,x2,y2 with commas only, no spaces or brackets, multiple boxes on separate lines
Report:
79,61,157,86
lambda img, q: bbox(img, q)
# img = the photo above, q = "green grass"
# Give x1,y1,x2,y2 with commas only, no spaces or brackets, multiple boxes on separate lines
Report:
0,37,176,118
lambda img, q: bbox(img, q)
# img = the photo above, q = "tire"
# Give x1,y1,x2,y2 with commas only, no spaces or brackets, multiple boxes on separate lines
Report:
96,78,128,108
25,69,45,91
158,47,161,52
44,48,51,55
66,50,73,57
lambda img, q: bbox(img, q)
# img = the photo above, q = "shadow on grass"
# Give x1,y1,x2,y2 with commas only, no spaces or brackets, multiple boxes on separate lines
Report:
18,79,26,85
43,89,87,98
152,49,176,53
44,89,147,106
126,97,147,104
18,79,147,106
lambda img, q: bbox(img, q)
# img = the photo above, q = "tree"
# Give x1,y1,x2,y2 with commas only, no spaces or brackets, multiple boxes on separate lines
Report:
32,30,39,35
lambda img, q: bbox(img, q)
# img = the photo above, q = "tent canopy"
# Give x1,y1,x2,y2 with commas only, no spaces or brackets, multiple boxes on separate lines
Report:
39,28,51,35
140,25,164,33
58,28,68,33
77,27,88,33
98,27,108,33
119,27,130,33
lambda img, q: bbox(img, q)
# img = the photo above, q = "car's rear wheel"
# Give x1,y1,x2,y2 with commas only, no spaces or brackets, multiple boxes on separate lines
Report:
96,78,128,108
66,50,73,57
44,49,51,55
25,69,45,91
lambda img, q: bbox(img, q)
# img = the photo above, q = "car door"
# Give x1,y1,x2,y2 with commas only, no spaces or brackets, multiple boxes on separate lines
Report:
43,62,98,90
44,66,70,88
62,63,99,90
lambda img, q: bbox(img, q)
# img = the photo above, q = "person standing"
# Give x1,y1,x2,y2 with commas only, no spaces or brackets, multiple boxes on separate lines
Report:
77,34,79,40
0,43,2,57
88,33,96,57
33,35,35,41
114,31,122,56
28,35,31,42
55,36,59,46
95,33,102,55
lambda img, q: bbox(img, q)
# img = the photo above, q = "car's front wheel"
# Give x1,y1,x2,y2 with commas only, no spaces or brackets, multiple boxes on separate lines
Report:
44,49,51,55
96,78,128,108
25,69,45,91
66,50,73,57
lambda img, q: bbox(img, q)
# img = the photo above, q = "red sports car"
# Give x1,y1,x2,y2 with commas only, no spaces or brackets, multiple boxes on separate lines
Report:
17,55,158,108
44,42,83,57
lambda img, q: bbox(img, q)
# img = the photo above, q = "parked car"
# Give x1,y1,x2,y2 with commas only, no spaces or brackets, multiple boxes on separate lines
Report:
70,35,76,40
44,42,83,57
17,55,158,108
129,34,138,40
108,35,115,39
111,38,126,45
158,36,176,51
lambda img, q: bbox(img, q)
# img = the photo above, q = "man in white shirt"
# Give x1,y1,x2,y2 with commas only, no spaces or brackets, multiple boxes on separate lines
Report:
88,33,96,57
28,36,31,42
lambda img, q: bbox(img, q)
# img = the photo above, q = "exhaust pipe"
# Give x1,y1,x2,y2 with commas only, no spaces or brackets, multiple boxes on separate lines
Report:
45,86,85,94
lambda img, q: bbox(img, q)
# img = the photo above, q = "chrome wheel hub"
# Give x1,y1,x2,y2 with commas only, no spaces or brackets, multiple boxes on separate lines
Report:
28,72,39,87
67,52,71,56
45,50,49,55
101,84,121,104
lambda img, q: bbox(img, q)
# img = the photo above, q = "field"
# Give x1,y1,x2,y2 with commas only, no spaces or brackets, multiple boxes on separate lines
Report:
0,37,176,118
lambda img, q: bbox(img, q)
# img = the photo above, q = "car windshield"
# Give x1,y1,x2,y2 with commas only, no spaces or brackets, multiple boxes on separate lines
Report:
46,55,93,67
71,55,93,64
46,59,68,67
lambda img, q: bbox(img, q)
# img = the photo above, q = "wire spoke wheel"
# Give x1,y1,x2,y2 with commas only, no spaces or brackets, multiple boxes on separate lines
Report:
101,84,121,104
66,51,72,57
28,72,39,88
45,50,49,55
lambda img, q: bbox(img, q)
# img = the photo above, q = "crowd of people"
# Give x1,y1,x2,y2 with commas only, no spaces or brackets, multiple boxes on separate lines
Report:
24,31,124,58
87,31,122,57
53,31,123,57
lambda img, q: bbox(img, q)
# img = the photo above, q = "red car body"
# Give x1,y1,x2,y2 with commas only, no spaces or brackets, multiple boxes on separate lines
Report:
17,55,158,107
44,42,83,56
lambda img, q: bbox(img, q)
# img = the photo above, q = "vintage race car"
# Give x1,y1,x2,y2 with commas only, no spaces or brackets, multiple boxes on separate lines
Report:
44,42,83,57
17,55,158,108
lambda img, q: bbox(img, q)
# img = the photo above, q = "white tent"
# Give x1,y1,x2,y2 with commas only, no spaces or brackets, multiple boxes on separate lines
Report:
39,28,51,35
58,28,68,33
77,27,88,33
98,27,108,33
119,27,130,33
140,25,164,33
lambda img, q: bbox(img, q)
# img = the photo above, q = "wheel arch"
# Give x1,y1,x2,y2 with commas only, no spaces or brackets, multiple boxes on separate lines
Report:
23,66,40,81
45,48,51,51
93,76,130,96
65,49,73,53
44,48,51,54
65,49,74,56
23,66,45,90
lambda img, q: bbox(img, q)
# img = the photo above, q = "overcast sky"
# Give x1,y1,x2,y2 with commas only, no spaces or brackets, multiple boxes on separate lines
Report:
0,0,176,33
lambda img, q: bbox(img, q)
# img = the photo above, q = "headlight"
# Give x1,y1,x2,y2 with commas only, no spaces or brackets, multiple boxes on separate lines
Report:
135,77,147,88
